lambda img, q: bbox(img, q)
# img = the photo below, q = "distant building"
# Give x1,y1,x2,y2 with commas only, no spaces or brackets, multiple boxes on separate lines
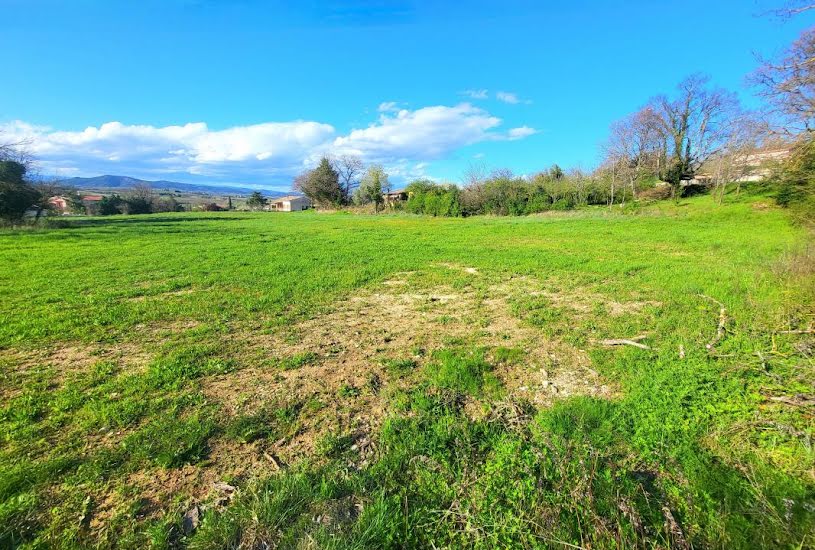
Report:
383,189,408,204
48,196,71,214
735,147,791,182
81,194,104,215
267,195,311,212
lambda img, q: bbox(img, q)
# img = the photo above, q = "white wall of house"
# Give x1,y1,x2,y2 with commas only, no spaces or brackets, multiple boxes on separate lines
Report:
271,196,311,211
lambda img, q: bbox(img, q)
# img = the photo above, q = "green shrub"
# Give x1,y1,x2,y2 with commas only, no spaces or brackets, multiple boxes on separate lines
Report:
770,137,815,221
405,180,462,217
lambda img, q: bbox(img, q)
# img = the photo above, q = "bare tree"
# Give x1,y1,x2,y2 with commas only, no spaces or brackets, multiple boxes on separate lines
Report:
462,160,489,187
706,114,770,202
293,169,312,195
332,155,364,203
0,132,35,169
648,74,739,198
128,182,154,202
767,1,815,18
752,27,815,135
605,110,652,203
604,106,668,204
123,182,155,214
489,167,515,180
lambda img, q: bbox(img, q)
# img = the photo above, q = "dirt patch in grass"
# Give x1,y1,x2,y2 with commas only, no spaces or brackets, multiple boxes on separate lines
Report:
438,262,480,275
126,288,199,302
0,341,151,400
526,286,661,318
87,436,265,532
200,272,620,465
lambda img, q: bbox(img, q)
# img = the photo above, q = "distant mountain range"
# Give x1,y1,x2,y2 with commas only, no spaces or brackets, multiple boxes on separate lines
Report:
55,175,287,197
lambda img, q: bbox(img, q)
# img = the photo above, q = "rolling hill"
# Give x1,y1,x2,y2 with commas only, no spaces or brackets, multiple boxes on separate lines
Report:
56,175,287,196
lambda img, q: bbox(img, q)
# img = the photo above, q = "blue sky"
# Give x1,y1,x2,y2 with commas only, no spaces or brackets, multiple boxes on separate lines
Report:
1,0,812,191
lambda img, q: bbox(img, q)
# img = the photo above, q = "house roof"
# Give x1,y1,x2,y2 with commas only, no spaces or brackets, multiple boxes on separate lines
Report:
274,195,309,202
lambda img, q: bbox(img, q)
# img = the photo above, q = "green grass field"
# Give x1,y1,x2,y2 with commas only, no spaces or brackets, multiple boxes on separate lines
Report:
1,195,813,549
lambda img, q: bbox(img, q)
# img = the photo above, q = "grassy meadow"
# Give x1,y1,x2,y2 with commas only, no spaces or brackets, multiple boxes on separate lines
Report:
0,194,813,548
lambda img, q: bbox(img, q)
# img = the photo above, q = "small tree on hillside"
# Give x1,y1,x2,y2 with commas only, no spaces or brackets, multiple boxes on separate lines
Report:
294,157,343,208
355,164,389,211
246,191,267,210
0,160,39,223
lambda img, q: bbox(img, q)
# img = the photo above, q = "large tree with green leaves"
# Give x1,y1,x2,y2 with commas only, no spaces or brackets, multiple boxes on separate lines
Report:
246,191,267,210
294,157,343,208
0,160,40,223
355,164,389,211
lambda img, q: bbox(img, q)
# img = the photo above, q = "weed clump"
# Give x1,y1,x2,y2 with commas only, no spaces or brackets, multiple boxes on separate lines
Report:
123,415,216,468
426,348,502,397
226,402,301,443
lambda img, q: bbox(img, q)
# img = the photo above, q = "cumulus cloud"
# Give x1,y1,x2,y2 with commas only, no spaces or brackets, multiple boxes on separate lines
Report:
1,119,334,179
1,103,536,184
331,103,503,161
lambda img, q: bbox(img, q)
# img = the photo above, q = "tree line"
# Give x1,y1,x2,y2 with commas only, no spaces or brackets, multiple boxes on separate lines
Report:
288,9,815,219
93,184,185,215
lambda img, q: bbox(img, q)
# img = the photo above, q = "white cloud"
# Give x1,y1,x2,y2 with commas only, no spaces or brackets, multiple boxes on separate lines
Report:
1,103,536,184
331,103,503,161
496,91,520,104
1,119,335,180
377,101,399,112
461,89,488,100
507,126,537,140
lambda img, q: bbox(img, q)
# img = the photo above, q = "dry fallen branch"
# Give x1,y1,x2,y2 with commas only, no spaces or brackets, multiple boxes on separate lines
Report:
662,505,690,550
698,294,727,351
751,421,812,449
777,328,815,334
600,338,651,350
263,451,281,470
765,394,815,407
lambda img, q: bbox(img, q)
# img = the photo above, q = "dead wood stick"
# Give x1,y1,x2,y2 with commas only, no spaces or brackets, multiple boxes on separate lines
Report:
600,338,651,350
263,451,281,470
777,329,815,334
698,294,727,351
766,395,815,407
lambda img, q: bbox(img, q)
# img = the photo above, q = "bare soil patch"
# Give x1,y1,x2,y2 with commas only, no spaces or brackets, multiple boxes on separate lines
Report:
0,341,151,400
201,269,627,467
